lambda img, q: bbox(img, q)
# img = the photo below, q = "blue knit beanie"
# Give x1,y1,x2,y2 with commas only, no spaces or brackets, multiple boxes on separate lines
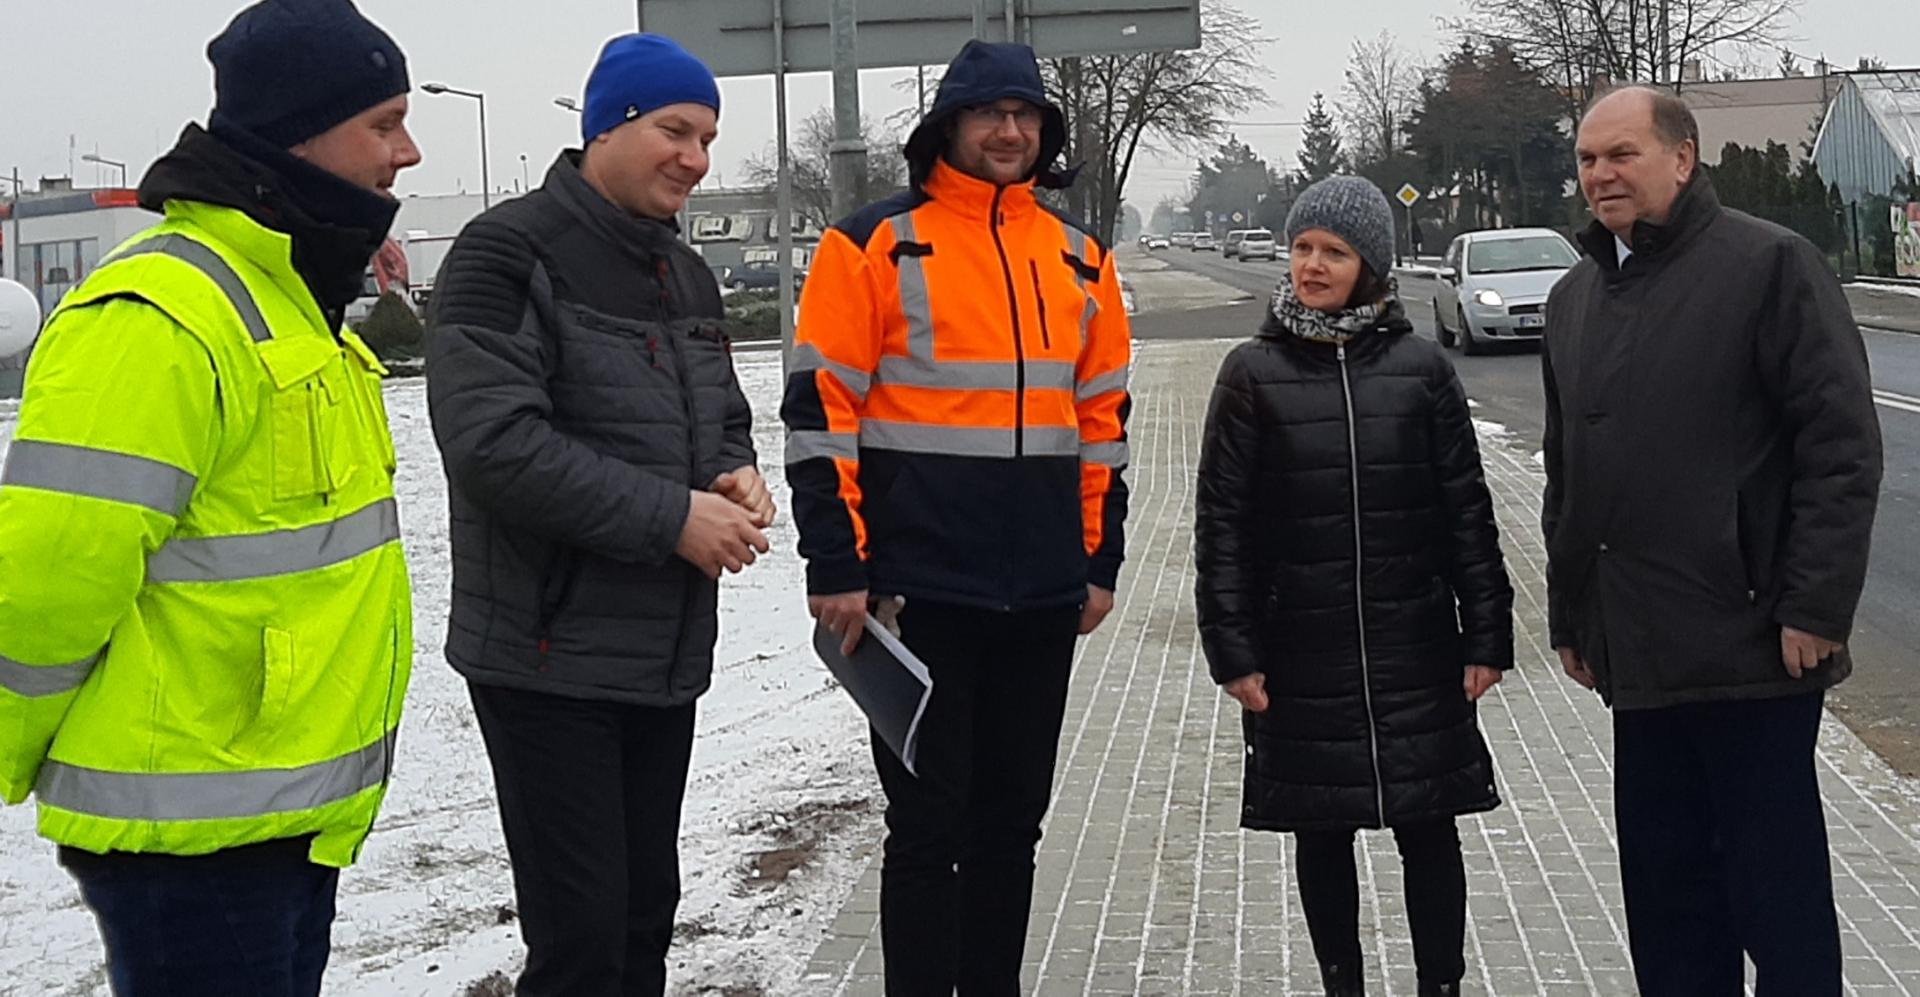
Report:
1286,176,1397,280
582,34,721,144
208,0,410,147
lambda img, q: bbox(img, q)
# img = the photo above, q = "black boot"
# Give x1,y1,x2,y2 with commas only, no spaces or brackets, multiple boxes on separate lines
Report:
1417,980,1461,997
1319,963,1364,996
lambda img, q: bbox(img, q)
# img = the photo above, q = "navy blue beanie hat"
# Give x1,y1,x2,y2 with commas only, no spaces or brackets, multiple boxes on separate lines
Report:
208,0,410,148
582,34,721,144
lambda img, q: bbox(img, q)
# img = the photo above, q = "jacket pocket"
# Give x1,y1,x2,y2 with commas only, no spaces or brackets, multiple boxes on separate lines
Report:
258,627,296,732
1029,262,1053,351
259,336,363,502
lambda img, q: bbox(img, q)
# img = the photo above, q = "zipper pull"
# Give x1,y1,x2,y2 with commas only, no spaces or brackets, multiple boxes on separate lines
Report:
1337,344,1347,362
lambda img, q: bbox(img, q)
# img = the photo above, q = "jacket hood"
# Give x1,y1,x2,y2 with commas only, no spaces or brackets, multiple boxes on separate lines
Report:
138,123,397,319
903,40,1072,190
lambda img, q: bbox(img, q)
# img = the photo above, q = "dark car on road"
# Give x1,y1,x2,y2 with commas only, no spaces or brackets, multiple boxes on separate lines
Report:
722,261,805,293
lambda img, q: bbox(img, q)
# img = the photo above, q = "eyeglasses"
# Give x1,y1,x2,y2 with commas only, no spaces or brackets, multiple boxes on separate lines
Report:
960,104,1045,130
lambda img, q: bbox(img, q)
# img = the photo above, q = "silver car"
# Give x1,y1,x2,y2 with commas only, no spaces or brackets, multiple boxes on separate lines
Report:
1432,228,1581,355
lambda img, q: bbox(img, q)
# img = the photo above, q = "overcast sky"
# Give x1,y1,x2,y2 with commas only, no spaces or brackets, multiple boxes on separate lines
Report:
2,0,1912,214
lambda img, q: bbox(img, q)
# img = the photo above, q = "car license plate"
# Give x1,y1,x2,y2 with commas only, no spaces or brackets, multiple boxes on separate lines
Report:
1518,314,1545,329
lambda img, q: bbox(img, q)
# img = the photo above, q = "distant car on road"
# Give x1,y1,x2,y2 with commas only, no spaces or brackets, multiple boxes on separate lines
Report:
1146,235,1171,250
1191,232,1216,252
1224,228,1277,262
1432,227,1580,355
722,261,804,293
1170,232,1197,248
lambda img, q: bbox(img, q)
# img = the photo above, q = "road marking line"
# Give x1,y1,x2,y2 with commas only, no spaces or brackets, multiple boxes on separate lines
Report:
1875,387,1920,406
1875,392,1920,415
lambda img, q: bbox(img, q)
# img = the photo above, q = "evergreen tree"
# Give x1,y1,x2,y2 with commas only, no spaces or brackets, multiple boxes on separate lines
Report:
1298,93,1346,183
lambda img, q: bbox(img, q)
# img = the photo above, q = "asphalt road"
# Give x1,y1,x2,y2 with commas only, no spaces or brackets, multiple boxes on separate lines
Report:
1146,246,1920,775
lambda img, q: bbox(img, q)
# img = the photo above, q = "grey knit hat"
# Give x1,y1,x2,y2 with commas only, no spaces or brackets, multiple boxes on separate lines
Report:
1285,176,1396,280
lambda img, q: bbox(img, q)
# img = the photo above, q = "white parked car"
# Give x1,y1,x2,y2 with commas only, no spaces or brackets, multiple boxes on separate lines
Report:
1225,228,1277,262
1432,228,1581,355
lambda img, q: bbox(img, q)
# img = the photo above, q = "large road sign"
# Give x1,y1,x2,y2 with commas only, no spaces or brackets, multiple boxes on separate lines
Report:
639,0,1201,77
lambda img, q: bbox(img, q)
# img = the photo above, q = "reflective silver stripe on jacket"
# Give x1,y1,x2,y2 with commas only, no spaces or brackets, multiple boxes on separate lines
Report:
785,430,860,463
35,731,395,821
860,420,1080,458
146,499,400,583
1074,367,1130,404
1,440,197,517
889,212,936,360
876,355,1077,393
106,234,274,343
1081,440,1130,469
0,649,103,699
790,342,872,401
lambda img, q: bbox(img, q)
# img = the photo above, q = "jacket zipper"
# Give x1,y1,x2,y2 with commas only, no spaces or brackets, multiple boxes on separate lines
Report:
658,257,699,689
1337,343,1387,828
1028,261,1052,351
988,187,1026,457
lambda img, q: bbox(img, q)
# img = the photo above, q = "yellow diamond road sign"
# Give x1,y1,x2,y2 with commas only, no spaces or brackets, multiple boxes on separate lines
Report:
1396,184,1420,207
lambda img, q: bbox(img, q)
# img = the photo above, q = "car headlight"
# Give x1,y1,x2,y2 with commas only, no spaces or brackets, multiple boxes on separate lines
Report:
1472,288,1505,308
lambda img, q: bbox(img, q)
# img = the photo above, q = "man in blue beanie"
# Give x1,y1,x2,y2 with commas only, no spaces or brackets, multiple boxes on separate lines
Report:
425,32,771,997
0,1,421,995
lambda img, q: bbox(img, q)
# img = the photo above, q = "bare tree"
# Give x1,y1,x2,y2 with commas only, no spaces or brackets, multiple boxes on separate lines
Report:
741,108,906,229
1338,31,1422,168
1040,1,1269,245
1459,0,1803,111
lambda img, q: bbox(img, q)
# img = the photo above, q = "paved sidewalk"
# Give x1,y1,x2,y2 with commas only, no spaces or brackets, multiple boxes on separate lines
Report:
801,338,1920,995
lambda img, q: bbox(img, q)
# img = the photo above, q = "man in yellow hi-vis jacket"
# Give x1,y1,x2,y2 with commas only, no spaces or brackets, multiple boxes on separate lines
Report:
0,1,420,992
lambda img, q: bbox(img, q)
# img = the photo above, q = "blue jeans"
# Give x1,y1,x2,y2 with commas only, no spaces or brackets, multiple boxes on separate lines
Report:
61,836,339,997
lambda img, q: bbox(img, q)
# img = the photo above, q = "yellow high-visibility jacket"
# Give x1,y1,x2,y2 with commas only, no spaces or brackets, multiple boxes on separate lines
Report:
0,199,412,867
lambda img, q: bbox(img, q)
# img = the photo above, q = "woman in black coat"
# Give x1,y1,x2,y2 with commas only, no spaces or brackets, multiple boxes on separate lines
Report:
1194,177,1515,997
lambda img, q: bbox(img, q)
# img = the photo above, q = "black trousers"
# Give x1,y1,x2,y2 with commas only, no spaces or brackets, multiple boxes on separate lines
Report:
872,600,1081,997
1294,819,1467,984
469,682,697,997
61,837,336,997
1614,691,1841,996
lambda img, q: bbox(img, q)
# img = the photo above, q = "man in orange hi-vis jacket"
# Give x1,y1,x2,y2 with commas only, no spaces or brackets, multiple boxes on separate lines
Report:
781,38,1132,995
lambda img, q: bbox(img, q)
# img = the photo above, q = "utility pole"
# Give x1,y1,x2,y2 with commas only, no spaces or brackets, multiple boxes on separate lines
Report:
774,0,797,372
828,0,868,223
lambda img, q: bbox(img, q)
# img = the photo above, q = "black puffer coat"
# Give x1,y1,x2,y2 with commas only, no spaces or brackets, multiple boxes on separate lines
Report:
426,151,754,707
1194,301,1513,831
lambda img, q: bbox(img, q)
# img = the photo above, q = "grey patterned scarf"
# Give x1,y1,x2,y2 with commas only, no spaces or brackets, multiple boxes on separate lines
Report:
1267,273,1402,344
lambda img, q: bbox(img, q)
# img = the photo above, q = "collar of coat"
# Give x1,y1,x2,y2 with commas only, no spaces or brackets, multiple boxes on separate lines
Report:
1577,171,1722,275
1257,278,1414,354
137,123,397,320
922,159,1041,224
543,150,685,268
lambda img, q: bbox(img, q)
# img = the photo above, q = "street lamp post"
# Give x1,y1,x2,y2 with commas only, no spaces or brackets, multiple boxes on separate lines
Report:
2,168,20,283
80,153,127,187
422,82,491,209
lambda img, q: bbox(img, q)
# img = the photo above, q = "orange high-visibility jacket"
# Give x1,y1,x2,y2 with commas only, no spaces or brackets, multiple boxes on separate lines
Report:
782,161,1133,610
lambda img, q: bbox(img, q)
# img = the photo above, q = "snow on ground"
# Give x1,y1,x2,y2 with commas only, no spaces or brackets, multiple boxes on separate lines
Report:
0,353,882,996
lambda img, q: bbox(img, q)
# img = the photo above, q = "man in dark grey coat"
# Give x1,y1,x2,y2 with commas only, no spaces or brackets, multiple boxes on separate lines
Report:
424,34,770,997
1543,86,1882,995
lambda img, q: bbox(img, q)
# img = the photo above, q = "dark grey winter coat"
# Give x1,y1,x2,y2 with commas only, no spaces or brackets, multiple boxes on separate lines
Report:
425,151,755,706
1195,302,1514,832
1542,174,1882,710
